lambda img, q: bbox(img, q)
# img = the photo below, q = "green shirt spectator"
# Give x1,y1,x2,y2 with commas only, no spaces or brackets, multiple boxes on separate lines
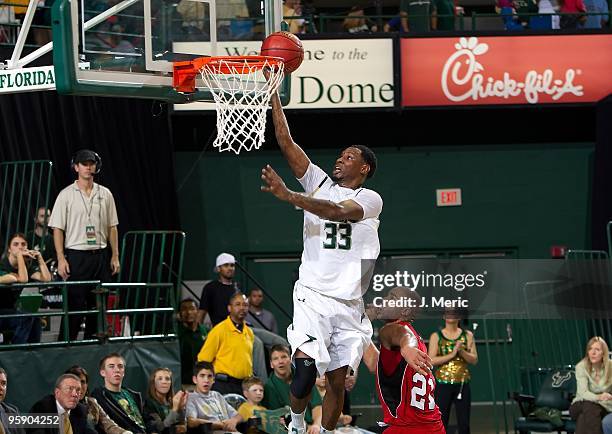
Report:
177,298,209,385
262,371,322,424
401,0,432,31
432,0,456,30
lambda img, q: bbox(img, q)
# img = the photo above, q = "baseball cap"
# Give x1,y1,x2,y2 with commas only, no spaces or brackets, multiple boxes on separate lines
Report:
215,253,236,268
74,150,98,164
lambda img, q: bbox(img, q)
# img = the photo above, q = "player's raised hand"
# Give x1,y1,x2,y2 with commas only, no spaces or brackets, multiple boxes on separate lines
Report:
401,346,433,377
261,164,291,201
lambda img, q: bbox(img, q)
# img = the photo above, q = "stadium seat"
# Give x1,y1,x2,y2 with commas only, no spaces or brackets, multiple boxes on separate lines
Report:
511,368,576,433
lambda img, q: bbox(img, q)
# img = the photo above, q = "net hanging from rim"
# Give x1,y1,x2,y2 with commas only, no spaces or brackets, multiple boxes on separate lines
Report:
197,56,284,154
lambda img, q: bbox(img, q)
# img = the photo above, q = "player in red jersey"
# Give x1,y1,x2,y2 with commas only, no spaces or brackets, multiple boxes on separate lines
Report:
364,287,446,434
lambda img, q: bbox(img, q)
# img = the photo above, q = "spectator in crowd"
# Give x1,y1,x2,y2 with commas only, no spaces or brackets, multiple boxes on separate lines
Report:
26,206,56,271
91,353,146,434
49,149,120,341
400,0,433,31
559,0,587,27
246,288,278,334
383,14,403,31
0,232,51,344
30,373,97,434
197,253,270,379
262,345,322,434
64,365,129,434
428,309,478,434
514,0,538,26
605,412,612,434
582,0,609,27
343,5,377,33
569,336,612,434
177,298,209,388
497,0,524,29
537,0,561,28
197,293,255,395
283,0,305,33
0,368,24,434
186,361,243,433
432,0,457,30
237,377,266,422
176,0,208,39
198,253,240,327
144,368,187,434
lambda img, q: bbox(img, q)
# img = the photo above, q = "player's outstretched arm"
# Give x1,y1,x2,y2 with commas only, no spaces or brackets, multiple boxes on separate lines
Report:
363,342,380,373
261,165,365,221
380,323,432,377
270,92,310,178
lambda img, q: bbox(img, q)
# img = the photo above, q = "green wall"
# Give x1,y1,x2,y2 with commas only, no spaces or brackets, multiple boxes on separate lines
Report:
175,143,594,276
174,143,595,405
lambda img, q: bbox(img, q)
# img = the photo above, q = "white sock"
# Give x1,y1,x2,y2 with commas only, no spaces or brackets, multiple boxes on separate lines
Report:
290,410,306,428
320,428,335,434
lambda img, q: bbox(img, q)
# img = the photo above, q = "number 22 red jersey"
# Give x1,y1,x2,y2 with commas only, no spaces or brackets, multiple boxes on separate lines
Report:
375,322,445,434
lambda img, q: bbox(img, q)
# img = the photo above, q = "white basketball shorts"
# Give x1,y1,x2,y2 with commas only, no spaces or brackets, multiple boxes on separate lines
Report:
286,281,373,376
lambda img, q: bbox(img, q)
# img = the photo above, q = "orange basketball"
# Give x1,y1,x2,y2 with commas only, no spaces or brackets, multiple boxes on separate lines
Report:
260,31,304,74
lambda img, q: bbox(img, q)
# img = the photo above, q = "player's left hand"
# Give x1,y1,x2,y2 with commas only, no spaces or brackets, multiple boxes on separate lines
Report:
261,165,291,201
110,255,120,275
401,346,433,377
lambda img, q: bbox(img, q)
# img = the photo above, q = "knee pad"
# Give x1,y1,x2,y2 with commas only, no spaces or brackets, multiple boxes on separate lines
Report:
290,358,317,399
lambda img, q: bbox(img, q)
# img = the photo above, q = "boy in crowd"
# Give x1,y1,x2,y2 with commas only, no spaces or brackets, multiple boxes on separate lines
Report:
238,377,266,421
91,353,146,434
186,361,243,433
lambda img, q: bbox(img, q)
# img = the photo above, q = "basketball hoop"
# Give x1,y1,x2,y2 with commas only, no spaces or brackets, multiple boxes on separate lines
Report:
173,56,284,154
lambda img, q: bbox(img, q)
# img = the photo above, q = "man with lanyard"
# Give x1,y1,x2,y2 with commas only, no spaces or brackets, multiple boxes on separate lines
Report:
49,149,120,340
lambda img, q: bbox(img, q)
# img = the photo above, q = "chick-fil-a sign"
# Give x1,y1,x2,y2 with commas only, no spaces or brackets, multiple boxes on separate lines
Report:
401,35,612,106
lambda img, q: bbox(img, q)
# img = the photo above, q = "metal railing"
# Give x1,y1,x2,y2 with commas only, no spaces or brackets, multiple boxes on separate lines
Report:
0,280,177,349
0,160,53,249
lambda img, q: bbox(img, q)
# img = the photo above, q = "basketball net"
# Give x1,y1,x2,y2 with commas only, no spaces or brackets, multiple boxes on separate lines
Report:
198,57,284,154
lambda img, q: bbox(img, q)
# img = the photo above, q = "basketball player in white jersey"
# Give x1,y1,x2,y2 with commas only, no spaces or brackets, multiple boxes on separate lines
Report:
261,92,383,434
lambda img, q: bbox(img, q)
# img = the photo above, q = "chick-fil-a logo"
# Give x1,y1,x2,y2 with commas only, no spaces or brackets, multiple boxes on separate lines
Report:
441,37,584,104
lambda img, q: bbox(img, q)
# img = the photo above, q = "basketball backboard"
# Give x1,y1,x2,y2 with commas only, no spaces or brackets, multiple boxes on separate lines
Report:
52,0,290,103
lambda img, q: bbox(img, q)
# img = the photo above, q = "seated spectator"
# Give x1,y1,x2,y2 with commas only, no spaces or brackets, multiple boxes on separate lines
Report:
186,361,243,433
582,0,608,27
30,373,97,434
569,336,612,434
91,353,147,434
26,207,57,273
237,377,266,421
262,345,322,432
559,0,587,27
64,365,129,434
0,232,51,344
197,293,255,396
343,6,377,33
144,368,187,434
497,0,524,29
177,298,209,388
400,0,432,31
0,368,24,434
383,15,403,31
605,412,612,434
246,288,277,334
283,0,305,33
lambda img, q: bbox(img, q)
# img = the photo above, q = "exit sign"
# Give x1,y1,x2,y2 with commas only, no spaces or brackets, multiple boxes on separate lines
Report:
436,188,462,207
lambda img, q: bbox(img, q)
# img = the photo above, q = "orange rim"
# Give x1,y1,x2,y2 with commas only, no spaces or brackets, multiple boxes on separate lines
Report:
196,55,284,74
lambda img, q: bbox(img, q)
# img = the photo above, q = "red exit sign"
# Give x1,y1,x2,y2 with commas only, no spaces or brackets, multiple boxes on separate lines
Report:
436,188,462,207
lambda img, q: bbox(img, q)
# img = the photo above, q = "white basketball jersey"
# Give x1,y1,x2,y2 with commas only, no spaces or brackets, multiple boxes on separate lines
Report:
297,163,383,300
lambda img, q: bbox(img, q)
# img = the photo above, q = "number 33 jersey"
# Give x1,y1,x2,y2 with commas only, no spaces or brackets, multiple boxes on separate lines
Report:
297,163,383,301
376,322,445,433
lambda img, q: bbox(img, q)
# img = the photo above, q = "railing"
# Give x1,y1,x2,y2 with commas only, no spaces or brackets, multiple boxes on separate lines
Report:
0,160,52,249
0,280,177,349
